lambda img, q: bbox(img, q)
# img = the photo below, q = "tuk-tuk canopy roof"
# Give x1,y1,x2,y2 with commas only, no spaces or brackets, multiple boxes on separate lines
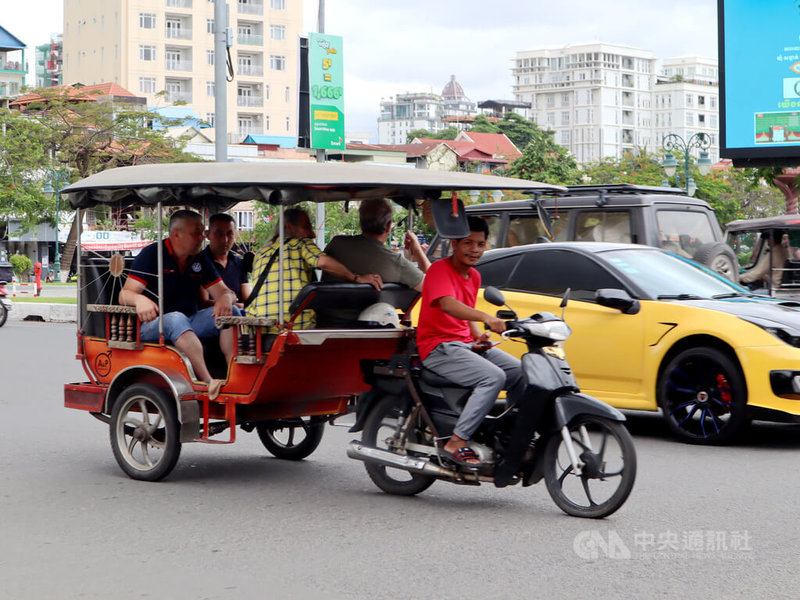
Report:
726,214,800,233
62,161,567,212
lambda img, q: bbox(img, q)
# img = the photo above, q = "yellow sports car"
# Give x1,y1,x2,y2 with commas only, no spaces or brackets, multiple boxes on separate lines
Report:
473,242,800,444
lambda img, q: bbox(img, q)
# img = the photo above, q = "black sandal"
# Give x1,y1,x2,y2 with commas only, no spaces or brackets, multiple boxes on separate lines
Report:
440,446,483,468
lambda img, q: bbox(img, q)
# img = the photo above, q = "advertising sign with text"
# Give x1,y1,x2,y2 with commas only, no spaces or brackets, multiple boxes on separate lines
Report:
308,32,344,150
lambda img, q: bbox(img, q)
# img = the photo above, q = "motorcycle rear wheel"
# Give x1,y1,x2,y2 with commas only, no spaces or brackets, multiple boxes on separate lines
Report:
362,396,436,496
544,416,636,519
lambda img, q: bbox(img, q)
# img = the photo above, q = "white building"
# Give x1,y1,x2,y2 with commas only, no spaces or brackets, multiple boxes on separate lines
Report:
378,75,477,144
652,56,720,163
513,43,720,164
62,0,303,145
513,42,657,163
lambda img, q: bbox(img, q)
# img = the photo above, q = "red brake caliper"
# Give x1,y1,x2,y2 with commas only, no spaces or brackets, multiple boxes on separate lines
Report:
717,373,732,411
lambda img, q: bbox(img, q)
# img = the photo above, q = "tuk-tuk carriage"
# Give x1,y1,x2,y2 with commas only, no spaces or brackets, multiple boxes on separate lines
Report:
62,162,563,481
726,214,800,299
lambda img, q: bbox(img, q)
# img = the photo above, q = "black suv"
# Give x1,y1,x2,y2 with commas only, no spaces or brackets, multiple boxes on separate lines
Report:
427,184,738,281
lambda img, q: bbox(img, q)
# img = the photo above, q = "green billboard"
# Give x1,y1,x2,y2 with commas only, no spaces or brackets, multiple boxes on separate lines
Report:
308,33,344,150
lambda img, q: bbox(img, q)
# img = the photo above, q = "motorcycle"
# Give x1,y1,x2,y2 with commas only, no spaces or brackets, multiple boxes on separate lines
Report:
0,262,13,328
347,286,636,518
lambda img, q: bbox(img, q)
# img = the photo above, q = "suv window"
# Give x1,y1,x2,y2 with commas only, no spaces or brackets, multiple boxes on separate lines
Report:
507,214,568,246
575,211,632,243
656,210,715,258
507,249,623,301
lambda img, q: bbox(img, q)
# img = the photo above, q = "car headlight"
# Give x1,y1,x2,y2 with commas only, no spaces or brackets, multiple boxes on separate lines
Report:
740,316,800,348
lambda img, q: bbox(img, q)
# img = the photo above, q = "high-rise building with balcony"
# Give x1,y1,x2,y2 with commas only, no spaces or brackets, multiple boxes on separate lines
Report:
513,42,657,163
63,0,302,144
0,25,27,108
653,56,720,163
36,34,63,88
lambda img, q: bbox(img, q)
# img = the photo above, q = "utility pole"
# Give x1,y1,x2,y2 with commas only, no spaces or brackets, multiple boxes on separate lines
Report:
315,0,326,249
214,0,229,162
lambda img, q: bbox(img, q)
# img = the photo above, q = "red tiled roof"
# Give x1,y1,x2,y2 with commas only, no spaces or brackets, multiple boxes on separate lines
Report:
9,83,138,107
454,131,521,160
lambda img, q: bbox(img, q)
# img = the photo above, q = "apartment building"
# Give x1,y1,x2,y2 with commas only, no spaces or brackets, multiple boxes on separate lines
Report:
513,42,657,163
0,25,26,107
652,56,720,163
378,75,477,144
36,34,63,88
63,0,303,143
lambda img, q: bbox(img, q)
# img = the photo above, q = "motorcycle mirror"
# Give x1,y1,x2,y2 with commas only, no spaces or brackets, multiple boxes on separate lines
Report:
559,288,571,309
484,286,506,306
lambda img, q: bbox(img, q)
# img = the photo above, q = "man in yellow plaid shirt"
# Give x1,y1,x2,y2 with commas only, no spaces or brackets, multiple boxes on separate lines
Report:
247,208,382,331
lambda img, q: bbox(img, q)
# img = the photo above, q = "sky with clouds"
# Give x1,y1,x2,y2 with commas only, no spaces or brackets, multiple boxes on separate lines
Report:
3,0,719,135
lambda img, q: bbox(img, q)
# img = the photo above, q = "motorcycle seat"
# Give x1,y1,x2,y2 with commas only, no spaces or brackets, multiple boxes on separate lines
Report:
420,368,469,388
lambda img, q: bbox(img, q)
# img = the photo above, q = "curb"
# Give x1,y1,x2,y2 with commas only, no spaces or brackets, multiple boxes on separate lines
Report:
8,303,77,323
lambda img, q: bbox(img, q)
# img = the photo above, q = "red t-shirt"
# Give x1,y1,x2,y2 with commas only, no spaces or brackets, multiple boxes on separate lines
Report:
417,257,480,360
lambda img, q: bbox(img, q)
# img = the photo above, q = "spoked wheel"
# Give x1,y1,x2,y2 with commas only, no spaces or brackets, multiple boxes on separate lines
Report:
658,347,747,445
256,418,325,460
0,302,7,328
361,396,436,496
544,416,636,518
110,384,181,482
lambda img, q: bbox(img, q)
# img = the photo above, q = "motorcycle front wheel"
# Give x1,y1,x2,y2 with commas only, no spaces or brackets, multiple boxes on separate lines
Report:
361,396,436,496
544,416,636,519
0,302,7,328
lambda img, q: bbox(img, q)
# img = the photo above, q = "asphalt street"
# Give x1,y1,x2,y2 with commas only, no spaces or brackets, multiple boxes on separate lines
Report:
2,320,800,599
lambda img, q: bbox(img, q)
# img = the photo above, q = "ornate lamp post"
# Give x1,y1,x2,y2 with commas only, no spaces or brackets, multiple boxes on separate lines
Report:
661,132,713,197
43,168,70,283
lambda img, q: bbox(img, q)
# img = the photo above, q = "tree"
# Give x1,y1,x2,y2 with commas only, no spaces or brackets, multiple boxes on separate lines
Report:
1,86,200,236
581,152,665,186
405,126,457,143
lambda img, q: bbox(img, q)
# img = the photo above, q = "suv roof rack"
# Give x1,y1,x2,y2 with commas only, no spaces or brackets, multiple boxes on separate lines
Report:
534,183,687,198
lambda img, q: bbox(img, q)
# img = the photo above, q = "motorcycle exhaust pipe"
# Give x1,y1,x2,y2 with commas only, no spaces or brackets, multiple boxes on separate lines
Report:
347,440,458,480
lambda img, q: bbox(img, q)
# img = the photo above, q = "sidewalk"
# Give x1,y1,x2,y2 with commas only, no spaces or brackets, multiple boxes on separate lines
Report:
8,302,77,322
7,282,78,322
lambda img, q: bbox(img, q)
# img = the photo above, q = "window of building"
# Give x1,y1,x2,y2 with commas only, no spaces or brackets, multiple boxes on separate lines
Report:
139,13,156,29
270,55,285,70
286,116,290,131
139,45,156,61
686,93,693,106
561,111,569,125
238,116,254,134
206,19,214,34
561,93,569,106
206,112,215,126
285,86,290,102
233,211,254,231
207,50,215,65
139,77,157,94
207,81,215,96
265,114,270,130
270,24,285,40
686,113,694,126
271,0,285,8
265,84,270,100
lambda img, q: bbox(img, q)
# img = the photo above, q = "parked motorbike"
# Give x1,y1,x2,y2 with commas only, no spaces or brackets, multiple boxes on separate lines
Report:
0,262,13,328
348,286,636,518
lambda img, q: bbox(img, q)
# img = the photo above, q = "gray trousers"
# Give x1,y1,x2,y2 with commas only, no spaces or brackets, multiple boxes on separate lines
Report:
422,341,524,441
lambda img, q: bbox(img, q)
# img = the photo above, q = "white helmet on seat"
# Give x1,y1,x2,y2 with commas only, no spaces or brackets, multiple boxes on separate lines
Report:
358,302,400,327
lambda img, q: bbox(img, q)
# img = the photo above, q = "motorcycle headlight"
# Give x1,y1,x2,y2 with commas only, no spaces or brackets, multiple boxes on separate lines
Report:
740,316,800,348
522,320,572,342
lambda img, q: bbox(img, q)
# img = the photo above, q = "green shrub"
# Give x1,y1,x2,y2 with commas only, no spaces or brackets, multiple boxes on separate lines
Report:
9,254,32,280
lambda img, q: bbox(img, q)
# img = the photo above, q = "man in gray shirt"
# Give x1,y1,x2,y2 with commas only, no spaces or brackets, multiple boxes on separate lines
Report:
323,198,430,291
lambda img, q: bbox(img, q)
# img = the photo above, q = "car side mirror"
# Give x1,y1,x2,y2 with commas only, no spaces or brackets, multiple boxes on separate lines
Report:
484,286,506,307
595,288,640,315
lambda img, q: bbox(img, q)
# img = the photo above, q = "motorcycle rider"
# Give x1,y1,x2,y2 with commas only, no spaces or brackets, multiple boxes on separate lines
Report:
417,216,524,468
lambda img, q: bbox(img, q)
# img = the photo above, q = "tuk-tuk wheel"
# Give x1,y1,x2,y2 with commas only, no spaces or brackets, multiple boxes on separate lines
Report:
255,418,325,460
110,383,182,481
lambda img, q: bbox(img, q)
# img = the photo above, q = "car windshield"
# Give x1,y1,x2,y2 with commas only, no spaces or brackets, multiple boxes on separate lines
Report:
601,248,747,300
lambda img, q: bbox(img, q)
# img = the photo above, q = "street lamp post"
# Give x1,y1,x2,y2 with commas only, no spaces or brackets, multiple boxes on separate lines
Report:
660,132,713,197
43,168,70,283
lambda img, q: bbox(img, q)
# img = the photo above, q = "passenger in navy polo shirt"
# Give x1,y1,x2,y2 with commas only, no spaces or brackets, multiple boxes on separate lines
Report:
199,213,252,308
119,209,237,383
